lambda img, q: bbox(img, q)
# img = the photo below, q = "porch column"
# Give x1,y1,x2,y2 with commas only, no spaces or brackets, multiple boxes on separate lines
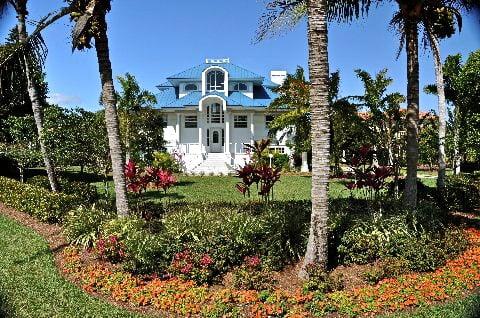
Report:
198,112,203,154
176,113,181,146
250,112,255,145
224,112,230,154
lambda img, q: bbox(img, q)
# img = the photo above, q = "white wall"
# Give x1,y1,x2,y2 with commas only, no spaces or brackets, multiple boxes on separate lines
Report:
178,82,201,98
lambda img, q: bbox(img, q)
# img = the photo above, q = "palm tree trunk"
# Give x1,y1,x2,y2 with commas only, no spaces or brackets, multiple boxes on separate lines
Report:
17,4,59,192
404,19,419,209
453,106,461,174
94,19,129,217
426,26,447,190
301,0,330,278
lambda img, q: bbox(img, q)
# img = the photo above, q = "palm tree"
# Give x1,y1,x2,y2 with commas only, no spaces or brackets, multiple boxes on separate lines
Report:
69,0,129,217
299,0,331,277
0,0,60,192
116,72,157,161
268,66,311,172
257,0,372,276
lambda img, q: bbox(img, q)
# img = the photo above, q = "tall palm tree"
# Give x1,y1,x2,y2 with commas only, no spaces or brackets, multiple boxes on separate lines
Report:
301,0,331,277
0,0,60,192
68,0,129,217
257,0,372,277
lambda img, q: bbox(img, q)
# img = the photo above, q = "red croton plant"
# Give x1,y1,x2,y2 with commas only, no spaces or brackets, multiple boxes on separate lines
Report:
125,159,177,194
343,145,393,200
235,164,281,202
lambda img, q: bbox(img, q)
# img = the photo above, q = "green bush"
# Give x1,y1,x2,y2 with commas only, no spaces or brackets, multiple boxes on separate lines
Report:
302,263,344,293
444,174,480,212
0,176,77,223
64,205,116,247
152,151,181,172
338,213,468,272
231,256,275,291
26,175,98,205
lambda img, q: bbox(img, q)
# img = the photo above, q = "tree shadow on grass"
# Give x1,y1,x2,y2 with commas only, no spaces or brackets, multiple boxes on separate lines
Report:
0,289,16,318
142,191,186,201
175,181,195,187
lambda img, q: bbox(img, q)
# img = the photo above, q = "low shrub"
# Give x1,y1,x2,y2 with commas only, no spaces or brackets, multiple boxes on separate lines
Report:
152,151,181,172
0,176,77,223
64,205,116,247
95,235,126,263
231,255,275,291
26,175,98,205
338,214,469,272
302,263,344,293
443,174,480,212
168,249,215,285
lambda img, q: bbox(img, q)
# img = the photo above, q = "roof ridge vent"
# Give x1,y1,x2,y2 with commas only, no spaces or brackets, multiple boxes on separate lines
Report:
206,58,230,64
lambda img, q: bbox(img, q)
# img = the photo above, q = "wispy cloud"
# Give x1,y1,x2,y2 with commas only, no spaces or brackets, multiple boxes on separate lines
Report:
47,93,82,107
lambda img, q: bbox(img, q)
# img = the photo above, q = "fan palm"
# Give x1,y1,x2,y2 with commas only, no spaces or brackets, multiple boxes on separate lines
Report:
0,0,61,192
68,0,129,217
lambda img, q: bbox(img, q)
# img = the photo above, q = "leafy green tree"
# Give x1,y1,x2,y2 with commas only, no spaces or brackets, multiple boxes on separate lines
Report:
0,116,42,182
116,72,159,162
418,113,439,169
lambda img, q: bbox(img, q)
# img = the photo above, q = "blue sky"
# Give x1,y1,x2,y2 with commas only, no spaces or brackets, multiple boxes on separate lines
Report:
1,0,479,111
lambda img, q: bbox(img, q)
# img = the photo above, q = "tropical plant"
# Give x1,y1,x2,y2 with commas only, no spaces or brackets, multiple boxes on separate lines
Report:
234,163,281,202
116,72,158,161
268,66,311,170
68,0,129,216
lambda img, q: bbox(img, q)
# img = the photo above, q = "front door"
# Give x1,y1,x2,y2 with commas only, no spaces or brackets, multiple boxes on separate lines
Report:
211,129,222,153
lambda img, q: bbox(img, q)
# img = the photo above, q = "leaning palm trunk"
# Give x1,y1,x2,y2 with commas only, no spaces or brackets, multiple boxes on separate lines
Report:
404,19,420,209
301,0,330,278
17,7,59,192
94,19,129,217
426,25,447,190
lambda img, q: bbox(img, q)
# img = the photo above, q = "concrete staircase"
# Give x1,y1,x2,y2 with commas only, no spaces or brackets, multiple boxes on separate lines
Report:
191,153,235,175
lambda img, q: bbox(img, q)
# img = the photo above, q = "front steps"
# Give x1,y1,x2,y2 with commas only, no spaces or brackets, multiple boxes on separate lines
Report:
190,153,235,175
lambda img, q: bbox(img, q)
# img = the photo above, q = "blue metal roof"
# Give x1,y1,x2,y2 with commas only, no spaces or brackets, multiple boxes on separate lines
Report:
167,63,264,81
155,87,278,109
154,61,280,109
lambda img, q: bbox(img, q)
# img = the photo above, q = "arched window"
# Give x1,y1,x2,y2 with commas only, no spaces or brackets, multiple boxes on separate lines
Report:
234,83,248,91
185,83,198,91
206,70,225,91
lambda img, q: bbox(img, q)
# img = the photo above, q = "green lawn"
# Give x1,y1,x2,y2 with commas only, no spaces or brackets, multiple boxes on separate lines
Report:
0,214,144,318
384,292,480,318
94,173,438,203
95,175,357,203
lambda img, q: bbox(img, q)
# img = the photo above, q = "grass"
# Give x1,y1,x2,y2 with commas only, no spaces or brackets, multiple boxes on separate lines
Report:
384,292,480,318
0,214,144,318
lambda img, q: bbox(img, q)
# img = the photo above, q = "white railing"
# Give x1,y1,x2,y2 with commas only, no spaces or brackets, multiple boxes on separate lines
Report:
230,143,288,155
166,143,201,155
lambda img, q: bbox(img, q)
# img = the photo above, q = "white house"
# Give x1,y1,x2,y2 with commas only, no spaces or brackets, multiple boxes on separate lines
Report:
154,58,292,174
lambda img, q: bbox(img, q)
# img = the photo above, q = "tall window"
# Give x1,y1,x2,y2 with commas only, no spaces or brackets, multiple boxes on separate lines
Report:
207,103,224,123
185,83,198,91
234,115,248,128
206,70,225,91
234,83,248,91
185,115,197,128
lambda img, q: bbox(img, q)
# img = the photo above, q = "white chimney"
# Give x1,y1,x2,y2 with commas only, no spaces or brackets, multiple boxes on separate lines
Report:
270,70,287,85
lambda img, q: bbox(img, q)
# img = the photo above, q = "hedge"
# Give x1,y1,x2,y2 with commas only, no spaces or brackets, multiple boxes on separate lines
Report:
0,176,77,223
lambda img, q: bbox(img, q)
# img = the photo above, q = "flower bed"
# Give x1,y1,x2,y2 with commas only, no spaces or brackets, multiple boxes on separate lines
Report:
61,228,480,317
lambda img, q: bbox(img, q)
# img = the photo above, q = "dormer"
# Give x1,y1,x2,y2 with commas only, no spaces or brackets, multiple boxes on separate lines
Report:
201,59,230,97
179,82,201,98
229,81,253,99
